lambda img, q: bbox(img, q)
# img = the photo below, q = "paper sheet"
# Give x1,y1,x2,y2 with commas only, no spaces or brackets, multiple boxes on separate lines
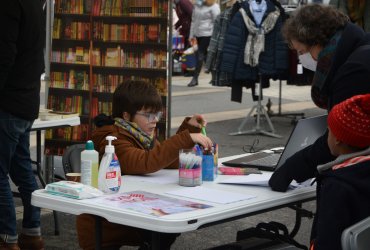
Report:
165,186,256,204
123,170,177,184
218,173,313,189
217,172,273,187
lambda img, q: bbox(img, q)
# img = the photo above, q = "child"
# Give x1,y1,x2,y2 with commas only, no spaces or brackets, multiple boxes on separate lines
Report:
76,80,213,250
311,94,370,250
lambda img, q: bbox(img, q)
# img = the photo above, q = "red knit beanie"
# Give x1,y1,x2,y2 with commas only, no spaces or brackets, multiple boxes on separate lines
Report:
328,94,370,148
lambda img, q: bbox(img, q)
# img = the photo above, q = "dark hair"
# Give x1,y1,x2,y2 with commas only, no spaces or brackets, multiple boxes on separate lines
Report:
282,4,349,47
112,80,162,119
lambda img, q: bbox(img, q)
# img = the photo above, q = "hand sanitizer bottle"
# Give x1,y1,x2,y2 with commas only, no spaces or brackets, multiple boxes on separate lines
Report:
98,136,122,193
80,140,99,188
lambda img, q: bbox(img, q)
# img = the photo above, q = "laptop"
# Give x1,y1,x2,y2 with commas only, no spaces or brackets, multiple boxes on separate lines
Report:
222,114,328,171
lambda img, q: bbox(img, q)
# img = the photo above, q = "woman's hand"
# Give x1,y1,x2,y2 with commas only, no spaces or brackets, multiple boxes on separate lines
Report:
190,133,213,150
188,114,207,128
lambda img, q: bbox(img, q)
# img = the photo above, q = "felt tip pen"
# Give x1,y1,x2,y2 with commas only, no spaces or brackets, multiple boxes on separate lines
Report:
194,144,202,155
197,118,207,136
201,126,207,136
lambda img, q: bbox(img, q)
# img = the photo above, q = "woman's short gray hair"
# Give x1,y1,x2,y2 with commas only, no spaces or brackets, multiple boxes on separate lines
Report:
282,4,349,47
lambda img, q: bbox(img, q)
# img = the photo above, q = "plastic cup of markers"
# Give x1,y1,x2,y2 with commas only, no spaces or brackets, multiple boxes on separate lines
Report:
179,149,202,187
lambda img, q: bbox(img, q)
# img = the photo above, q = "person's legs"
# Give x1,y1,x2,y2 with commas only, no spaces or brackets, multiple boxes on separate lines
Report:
9,124,43,249
0,110,42,249
10,127,41,231
188,36,211,87
0,111,32,245
10,124,43,250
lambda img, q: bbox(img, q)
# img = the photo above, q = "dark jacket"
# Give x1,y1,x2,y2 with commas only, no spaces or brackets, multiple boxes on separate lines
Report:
0,0,45,120
311,155,370,250
269,23,370,192
77,116,200,249
174,0,193,40
220,0,288,81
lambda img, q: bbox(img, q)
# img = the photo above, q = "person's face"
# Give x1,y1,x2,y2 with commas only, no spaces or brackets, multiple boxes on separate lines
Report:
289,39,322,61
327,128,340,156
129,108,162,136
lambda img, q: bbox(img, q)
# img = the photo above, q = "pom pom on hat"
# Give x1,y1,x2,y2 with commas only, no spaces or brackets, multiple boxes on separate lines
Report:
328,94,370,148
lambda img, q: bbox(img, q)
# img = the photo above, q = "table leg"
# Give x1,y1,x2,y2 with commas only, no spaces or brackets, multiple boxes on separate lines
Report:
35,130,46,187
150,231,161,250
289,203,314,238
35,130,60,235
290,203,302,238
53,211,60,236
95,216,102,250
44,155,54,185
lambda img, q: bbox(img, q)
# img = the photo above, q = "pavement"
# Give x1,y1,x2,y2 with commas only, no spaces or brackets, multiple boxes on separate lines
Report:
16,72,326,249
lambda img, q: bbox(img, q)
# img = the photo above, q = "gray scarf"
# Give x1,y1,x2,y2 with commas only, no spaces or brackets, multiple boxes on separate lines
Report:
239,7,280,67
317,147,370,173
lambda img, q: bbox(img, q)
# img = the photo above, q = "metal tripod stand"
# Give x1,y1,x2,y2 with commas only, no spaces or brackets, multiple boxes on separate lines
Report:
229,76,281,138
267,80,305,124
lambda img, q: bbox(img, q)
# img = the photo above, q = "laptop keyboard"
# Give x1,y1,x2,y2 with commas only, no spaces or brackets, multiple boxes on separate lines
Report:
246,154,281,166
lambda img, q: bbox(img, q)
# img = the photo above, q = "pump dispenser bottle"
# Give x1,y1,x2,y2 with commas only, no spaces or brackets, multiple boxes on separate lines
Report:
80,140,99,187
98,136,121,193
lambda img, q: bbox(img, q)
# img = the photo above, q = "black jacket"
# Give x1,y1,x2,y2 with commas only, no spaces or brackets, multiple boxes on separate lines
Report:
220,0,288,81
269,23,370,192
0,0,45,120
311,157,370,250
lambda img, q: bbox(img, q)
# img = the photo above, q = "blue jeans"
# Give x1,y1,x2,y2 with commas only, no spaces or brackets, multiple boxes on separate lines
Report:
0,110,40,241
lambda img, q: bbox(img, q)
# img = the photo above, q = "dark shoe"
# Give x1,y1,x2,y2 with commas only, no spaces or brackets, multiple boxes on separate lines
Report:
0,239,19,250
187,78,198,87
18,234,44,250
183,71,194,77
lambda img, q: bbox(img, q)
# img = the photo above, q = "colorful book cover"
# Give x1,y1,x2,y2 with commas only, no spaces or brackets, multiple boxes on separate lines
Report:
105,47,120,67
75,46,84,63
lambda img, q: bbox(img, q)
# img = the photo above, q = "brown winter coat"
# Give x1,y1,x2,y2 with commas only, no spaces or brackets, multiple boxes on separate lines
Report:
76,118,200,249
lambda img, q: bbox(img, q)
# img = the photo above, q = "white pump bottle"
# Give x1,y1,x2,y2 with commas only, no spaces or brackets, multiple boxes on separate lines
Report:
98,136,122,193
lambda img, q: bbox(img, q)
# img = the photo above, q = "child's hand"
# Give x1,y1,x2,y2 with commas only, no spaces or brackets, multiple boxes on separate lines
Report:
190,133,213,150
188,114,207,128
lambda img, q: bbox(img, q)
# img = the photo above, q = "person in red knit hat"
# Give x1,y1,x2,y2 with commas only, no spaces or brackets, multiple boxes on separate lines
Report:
309,94,370,250
327,93,370,153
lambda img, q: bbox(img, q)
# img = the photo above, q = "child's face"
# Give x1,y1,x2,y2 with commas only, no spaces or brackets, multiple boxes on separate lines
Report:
327,128,340,156
132,108,162,136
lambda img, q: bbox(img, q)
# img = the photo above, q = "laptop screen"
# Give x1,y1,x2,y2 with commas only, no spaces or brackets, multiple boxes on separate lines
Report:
221,114,328,171
275,114,328,169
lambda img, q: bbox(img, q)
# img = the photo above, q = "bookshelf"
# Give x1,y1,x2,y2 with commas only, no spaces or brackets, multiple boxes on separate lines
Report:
45,0,171,155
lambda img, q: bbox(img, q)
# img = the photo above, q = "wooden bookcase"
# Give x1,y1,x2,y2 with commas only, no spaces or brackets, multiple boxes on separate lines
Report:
45,0,171,155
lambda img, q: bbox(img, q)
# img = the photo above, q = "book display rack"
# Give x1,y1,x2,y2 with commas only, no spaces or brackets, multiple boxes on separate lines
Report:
45,0,171,155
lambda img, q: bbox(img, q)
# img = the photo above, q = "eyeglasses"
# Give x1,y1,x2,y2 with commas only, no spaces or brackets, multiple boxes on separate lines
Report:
136,111,163,122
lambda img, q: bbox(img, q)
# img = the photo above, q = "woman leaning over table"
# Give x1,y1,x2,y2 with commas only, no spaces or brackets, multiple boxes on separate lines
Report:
269,4,370,248
76,80,212,250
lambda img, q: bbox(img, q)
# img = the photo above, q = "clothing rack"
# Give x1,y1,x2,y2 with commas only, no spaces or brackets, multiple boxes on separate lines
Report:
229,75,282,138
268,80,305,123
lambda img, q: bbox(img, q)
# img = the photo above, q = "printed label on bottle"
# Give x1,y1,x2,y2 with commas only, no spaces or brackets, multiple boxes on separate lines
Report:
105,171,117,179
81,159,92,185
106,158,121,192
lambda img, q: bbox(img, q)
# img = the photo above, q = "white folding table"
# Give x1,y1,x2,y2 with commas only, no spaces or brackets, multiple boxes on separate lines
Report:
32,155,316,249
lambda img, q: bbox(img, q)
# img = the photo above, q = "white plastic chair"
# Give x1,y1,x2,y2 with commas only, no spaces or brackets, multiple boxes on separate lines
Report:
341,216,370,250
62,144,85,178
